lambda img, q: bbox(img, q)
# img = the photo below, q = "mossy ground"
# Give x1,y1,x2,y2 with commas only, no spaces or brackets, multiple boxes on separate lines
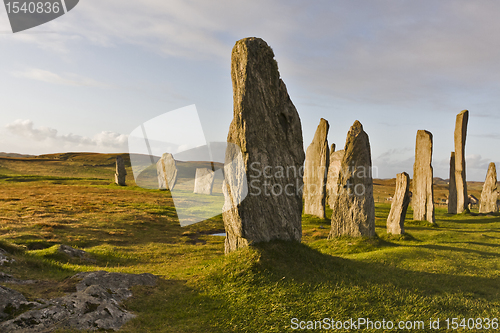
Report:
0,155,499,332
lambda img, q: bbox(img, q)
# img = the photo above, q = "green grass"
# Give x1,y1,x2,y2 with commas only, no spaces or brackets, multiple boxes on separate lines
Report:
1,171,500,332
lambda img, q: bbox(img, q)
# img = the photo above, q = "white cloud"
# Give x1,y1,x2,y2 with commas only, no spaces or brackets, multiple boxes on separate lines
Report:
5,119,127,151
12,69,112,88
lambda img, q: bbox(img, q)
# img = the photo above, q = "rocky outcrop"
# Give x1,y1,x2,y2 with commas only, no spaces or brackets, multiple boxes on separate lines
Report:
303,118,329,218
156,153,177,191
479,162,499,214
454,110,469,213
0,271,157,332
223,37,305,253
386,172,410,234
114,156,127,186
328,121,375,238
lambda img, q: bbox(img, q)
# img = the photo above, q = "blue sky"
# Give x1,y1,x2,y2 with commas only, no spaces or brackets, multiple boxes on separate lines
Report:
1,0,500,180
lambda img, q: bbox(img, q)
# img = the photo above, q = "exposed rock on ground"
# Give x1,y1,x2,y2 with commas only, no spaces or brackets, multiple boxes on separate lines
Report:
0,271,157,332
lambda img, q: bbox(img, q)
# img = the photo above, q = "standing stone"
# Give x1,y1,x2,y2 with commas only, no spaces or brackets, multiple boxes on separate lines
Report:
114,156,126,186
455,110,469,213
412,130,435,223
156,153,177,191
328,121,375,238
223,37,305,253
479,162,498,213
194,168,215,195
326,150,345,209
448,152,457,214
387,172,410,234
303,118,329,218
330,143,336,156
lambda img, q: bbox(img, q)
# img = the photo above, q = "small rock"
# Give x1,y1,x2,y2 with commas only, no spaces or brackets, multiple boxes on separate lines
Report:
58,245,86,258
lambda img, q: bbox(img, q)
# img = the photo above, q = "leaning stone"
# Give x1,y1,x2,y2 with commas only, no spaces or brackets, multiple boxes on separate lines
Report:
303,118,330,218
447,152,457,214
328,121,375,238
193,168,215,195
454,110,469,213
223,37,305,253
114,156,127,186
156,153,178,190
326,150,345,209
387,172,411,234
412,130,435,223
479,162,499,214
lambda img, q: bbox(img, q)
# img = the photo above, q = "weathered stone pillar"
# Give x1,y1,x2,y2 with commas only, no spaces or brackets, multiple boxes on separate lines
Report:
328,121,375,238
156,153,177,190
447,152,457,214
455,110,469,213
479,162,498,214
387,172,410,234
303,118,329,218
412,130,435,223
114,156,127,186
223,37,305,253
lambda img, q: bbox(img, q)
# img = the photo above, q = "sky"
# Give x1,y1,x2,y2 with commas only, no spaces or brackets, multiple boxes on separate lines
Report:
1,0,500,180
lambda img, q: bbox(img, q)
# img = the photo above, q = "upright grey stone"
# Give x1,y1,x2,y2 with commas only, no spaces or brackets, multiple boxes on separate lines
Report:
448,152,457,213
303,118,329,218
328,121,375,238
194,168,215,195
412,130,435,223
114,156,126,186
326,149,345,208
156,153,177,190
455,110,469,213
479,162,498,214
223,37,305,253
387,172,410,234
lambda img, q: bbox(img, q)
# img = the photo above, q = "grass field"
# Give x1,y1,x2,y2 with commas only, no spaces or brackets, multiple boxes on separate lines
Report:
0,153,499,332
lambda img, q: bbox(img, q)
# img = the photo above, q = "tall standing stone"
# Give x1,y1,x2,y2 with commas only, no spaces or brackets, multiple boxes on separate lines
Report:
326,150,345,209
454,110,469,213
479,162,498,214
193,168,215,195
223,37,305,253
114,156,126,186
330,143,336,156
328,121,375,238
412,130,435,223
448,152,457,213
387,172,410,234
156,153,177,191
303,118,329,218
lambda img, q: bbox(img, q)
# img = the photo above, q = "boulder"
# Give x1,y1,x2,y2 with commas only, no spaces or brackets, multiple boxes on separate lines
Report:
223,37,305,253
114,156,127,186
156,153,177,190
328,121,375,238
412,130,435,223
193,168,215,195
454,110,469,213
479,162,499,214
386,172,411,234
303,118,329,218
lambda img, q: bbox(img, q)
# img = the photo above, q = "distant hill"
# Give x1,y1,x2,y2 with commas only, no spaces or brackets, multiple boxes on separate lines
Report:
0,152,35,158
